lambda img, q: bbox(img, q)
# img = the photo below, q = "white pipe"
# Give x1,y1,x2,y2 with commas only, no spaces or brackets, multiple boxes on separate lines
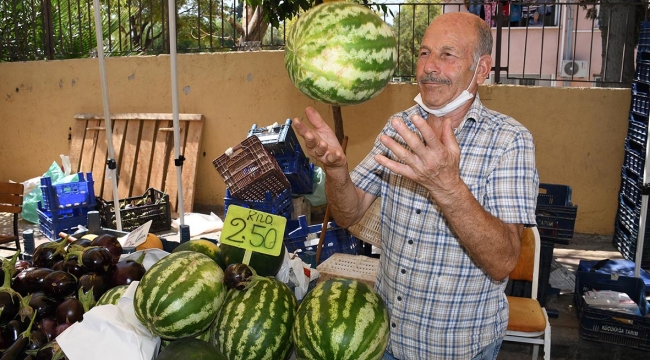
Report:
559,0,567,73
167,0,185,226
92,0,122,231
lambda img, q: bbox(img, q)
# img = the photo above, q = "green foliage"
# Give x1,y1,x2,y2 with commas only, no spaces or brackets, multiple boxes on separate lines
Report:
392,0,440,79
0,0,46,61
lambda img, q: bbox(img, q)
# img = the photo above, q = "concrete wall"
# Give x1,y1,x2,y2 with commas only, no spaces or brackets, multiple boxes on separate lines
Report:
0,51,629,235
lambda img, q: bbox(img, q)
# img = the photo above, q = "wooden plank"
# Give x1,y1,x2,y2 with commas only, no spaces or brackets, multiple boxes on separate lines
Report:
103,120,128,201
163,123,187,212
79,120,99,173
118,120,142,199
70,113,203,216
91,120,109,199
75,113,203,121
69,120,87,173
132,121,156,197
148,120,172,193
181,120,204,213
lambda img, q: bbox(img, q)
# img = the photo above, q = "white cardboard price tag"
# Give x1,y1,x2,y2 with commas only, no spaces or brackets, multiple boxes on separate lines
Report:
119,220,152,248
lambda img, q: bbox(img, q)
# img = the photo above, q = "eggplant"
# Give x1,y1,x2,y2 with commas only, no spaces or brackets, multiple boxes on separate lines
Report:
90,234,123,265
54,298,83,325
28,293,58,321
32,238,69,269
14,261,31,274
34,340,66,360
109,252,146,287
13,269,54,297
36,318,56,342
0,292,22,324
77,273,107,302
24,329,48,352
60,259,84,279
53,323,71,339
0,253,33,323
3,319,23,345
41,272,77,299
224,263,255,290
0,313,37,360
66,246,114,274
68,238,92,248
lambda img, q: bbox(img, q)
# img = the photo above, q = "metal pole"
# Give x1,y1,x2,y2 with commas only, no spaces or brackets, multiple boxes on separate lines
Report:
167,0,186,228
92,0,122,231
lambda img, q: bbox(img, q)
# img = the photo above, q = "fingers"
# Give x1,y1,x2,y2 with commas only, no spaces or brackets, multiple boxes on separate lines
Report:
411,114,437,148
439,118,461,156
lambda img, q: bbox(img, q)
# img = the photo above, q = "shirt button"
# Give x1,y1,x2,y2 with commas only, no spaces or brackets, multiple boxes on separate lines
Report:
416,209,421,214
408,239,413,245
391,322,397,328
397,296,402,301
401,269,406,274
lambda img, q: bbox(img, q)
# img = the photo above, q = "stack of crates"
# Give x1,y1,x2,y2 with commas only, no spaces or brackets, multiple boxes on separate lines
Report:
37,172,96,240
536,183,578,306
247,120,315,196
613,21,650,268
213,135,294,220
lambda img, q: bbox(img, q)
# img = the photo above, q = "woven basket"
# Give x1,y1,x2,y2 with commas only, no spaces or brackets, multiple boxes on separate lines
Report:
316,253,379,288
347,198,382,249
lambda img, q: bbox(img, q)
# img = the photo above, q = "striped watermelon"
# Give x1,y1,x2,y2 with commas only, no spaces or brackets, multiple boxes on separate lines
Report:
157,338,227,360
133,251,226,339
96,284,129,306
284,2,397,106
293,278,389,360
172,239,226,269
210,277,297,360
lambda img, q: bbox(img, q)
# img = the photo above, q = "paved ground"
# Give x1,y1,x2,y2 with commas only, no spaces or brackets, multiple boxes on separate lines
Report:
3,212,650,359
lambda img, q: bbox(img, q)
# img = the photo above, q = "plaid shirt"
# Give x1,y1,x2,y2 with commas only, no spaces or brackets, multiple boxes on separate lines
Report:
350,95,539,359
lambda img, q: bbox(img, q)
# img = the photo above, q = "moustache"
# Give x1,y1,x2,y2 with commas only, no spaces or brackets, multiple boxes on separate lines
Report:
419,74,451,85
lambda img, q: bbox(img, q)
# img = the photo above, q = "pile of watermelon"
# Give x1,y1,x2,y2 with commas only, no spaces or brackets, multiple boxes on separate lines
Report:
135,238,389,360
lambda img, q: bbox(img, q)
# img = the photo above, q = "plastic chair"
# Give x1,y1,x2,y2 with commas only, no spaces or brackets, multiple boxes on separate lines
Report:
503,226,551,360
0,182,24,254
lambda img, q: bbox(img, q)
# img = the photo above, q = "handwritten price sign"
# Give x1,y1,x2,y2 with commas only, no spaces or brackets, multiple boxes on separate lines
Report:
220,205,287,257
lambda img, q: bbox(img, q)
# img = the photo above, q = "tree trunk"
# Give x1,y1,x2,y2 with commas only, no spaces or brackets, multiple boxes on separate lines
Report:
240,5,268,45
599,1,636,88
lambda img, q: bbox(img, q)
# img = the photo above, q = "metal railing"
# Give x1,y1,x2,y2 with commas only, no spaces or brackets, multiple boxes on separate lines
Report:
1,0,648,87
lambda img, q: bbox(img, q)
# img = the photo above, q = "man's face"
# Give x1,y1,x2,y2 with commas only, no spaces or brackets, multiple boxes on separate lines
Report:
416,17,478,109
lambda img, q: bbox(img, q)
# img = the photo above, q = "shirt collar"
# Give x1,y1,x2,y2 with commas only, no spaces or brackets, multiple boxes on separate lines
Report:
454,94,483,135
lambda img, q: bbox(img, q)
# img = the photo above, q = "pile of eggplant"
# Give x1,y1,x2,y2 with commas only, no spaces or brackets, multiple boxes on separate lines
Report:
0,234,146,360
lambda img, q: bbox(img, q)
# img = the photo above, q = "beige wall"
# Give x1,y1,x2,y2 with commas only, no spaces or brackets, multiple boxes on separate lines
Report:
0,51,629,235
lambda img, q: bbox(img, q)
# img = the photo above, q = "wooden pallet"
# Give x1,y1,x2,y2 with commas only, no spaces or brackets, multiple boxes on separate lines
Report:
69,113,204,214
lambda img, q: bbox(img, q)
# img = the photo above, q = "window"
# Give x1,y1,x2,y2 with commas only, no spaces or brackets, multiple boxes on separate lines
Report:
472,1,558,28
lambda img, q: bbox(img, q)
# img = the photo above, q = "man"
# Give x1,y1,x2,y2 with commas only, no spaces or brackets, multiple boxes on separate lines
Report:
293,12,538,360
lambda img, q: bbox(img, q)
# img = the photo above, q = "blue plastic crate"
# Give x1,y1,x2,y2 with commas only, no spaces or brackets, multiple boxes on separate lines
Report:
40,172,96,211
627,112,649,148
274,149,314,194
247,119,300,155
575,271,650,351
635,63,650,83
284,215,357,264
224,188,293,219
631,91,650,116
37,203,91,241
536,204,578,244
623,141,644,182
620,169,642,209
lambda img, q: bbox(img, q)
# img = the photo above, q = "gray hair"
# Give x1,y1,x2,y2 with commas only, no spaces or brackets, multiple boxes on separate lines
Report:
472,19,493,70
